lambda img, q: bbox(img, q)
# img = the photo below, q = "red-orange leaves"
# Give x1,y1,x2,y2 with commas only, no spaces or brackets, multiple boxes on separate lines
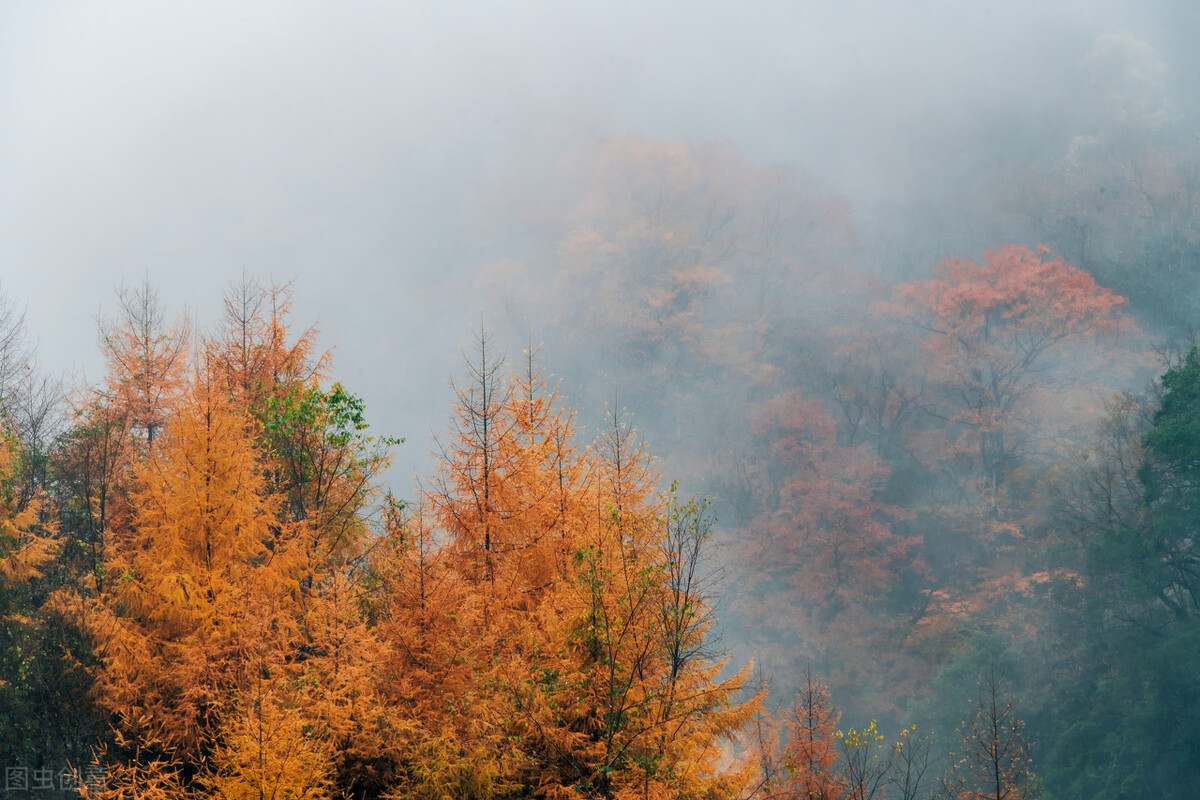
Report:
883,245,1129,498
741,393,919,704
749,393,898,603
781,670,846,800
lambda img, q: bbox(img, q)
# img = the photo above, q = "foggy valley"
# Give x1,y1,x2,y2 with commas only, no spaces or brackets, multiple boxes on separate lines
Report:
3,2,1200,798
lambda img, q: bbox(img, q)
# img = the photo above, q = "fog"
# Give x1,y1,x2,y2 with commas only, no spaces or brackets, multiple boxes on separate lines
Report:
1,0,1187,481
9,2,1200,794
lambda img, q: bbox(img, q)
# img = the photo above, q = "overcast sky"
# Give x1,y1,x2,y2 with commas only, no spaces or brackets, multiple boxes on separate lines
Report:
0,0,1189,485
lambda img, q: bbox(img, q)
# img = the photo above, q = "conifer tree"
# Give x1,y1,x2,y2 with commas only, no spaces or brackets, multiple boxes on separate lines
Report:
781,668,845,800
68,354,310,761
949,667,1035,800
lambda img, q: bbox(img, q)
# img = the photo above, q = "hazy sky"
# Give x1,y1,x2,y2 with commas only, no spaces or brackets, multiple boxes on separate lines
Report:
0,0,1186,484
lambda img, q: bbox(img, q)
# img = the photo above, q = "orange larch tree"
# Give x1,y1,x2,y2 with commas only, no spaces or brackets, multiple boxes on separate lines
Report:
0,427,55,590
55,280,192,584
211,274,326,411
65,353,315,771
780,668,845,800
426,327,517,610
372,499,512,798
555,410,757,800
389,333,757,799
417,333,601,796
98,278,191,452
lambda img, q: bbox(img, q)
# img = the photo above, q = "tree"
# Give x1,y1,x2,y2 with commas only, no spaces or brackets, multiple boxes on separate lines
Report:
948,666,1035,800
54,393,133,585
373,499,512,799
748,669,938,800
0,428,54,589
211,274,327,411
284,562,391,799
883,244,1128,506
77,735,186,800
780,668,844,800
55,280,191,587
0,286,34,415
738,392,923,715
205,682,333,800
210,276,385,558
0,286,62,506
98,278,190,450
0,422,61,769
887,726,935,800
398,334,757,799
65,354,311,761
835,720,890,800
1134,346,1200,615
557,410,756,799
819,322,930,467
1073,346,1200,627
1041,348,1200,798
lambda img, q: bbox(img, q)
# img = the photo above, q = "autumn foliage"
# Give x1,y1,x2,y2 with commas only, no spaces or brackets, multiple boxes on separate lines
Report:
4,121,1197,799
882,244,1128,499
391,334,759,799
34,276,760,800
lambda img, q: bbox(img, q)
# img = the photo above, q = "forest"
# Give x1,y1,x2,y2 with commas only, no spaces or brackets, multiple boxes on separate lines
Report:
6,5,1200,800
4,131,1200,797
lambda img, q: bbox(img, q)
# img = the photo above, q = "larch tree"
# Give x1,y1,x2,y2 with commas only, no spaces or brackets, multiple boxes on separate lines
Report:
373,500,512,799
386,331,568,796
209,276,384,559
396,332,758,799
0,428,55,590
55,280,191,591
949,667,1035,800
780,668,844,800
63,353,315,771
557,410,756,800
205,678,334,800
426,327,516,610
98,278,191,451
419,333,612,796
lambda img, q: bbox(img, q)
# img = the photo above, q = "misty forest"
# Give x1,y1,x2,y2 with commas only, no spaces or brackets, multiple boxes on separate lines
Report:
5,3,1200,799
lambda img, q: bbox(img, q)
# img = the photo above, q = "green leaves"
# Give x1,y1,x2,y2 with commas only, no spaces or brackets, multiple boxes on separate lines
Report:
1143,347,1200,496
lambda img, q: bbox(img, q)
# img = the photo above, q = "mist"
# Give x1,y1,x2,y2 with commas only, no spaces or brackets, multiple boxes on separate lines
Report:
4,2,1200,796
0,0,1180,472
